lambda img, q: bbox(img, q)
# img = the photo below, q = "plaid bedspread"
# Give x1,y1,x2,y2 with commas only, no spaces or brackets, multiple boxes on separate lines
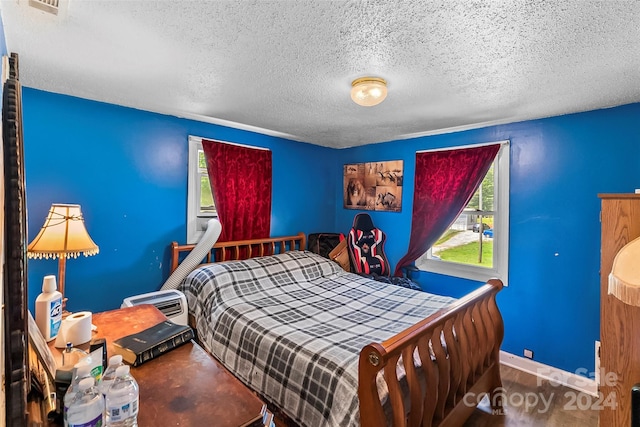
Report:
181,251,455,427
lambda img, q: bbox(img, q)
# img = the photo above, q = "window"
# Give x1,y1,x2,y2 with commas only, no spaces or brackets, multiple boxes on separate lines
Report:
416,142,509,285
187,135,217,243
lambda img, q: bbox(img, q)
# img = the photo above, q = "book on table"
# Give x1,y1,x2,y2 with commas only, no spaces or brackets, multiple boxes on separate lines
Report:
112,320,195,366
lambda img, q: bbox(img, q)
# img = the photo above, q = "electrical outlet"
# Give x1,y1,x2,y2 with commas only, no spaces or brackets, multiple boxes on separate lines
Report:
524,348,534,359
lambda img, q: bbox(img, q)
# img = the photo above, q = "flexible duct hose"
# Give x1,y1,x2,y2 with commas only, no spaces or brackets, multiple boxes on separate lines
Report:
161,218,222,290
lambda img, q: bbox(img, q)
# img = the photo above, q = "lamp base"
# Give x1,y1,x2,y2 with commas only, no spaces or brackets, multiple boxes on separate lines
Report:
61,297,71,319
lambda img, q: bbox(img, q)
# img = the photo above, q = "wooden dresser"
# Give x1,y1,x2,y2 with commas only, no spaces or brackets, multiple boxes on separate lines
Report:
599,193,640,426
50,304,269,426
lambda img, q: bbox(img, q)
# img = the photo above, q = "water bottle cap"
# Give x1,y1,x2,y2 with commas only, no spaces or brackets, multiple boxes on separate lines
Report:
115,365,130,376
78,377,94,391
109,354,123,365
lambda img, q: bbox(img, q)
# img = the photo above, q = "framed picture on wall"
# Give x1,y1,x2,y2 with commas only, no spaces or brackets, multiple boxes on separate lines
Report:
343,160,403,212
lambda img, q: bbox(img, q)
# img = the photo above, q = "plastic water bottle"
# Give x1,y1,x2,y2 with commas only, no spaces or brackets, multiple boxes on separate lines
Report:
65,377,105,427
64,364,93,426
105,365,139,427
99,354,125,396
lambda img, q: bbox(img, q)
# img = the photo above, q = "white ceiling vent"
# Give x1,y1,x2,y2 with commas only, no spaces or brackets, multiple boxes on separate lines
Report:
28,0,59,15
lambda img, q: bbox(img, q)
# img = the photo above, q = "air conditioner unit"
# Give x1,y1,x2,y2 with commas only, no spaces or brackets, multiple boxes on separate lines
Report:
121,290,188,326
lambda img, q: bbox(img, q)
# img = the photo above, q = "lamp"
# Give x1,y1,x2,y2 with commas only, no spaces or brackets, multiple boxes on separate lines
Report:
608,236,640,306
350,77,387,107
27,204,99,310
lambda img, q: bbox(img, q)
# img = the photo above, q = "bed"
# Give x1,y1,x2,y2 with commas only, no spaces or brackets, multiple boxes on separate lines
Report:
168,233,504,427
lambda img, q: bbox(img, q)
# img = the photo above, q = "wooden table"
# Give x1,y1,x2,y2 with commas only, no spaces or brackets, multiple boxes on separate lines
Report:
50,304,267,427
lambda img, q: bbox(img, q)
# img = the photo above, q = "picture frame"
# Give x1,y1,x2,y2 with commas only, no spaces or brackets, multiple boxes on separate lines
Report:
27,312,58,423
343,160,403,212
27,312,57,386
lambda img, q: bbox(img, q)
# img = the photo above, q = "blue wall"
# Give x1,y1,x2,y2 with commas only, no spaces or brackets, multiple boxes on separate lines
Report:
0,13,6,99
0,17,5,58
334,104,640,375
23,88,336,313
22,84,640,377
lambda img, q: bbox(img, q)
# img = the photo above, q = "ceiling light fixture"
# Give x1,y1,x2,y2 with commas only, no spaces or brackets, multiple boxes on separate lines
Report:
350,77,387,107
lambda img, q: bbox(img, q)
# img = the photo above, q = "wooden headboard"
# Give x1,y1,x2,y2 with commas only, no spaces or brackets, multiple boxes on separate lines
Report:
169,232,306,274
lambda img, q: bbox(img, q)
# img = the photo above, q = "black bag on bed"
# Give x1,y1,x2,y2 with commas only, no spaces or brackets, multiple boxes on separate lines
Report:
308,233,344,259
357,272,423,291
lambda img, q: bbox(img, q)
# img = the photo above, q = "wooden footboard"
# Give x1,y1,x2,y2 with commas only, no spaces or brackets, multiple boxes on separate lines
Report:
358,279,504,427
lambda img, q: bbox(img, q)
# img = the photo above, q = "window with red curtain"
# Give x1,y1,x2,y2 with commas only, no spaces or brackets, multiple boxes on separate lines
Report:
201,139,272,243
394,143,501,277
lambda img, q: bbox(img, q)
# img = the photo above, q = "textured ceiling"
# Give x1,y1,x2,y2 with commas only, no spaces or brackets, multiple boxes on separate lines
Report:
1,1,639,148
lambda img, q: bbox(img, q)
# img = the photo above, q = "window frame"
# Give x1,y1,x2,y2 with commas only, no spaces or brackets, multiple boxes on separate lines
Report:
187,135,217,244
417,141,510,286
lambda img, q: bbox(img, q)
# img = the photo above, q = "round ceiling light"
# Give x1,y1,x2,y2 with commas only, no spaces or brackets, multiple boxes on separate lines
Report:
350,77,387,107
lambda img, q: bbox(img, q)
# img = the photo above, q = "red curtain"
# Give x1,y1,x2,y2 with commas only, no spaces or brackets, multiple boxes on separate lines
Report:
394,144,501,276
201,140,272,242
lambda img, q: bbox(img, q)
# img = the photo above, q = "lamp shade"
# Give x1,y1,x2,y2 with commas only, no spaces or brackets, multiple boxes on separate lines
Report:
350,77,387,107
608,235,640,306
27,204,99,259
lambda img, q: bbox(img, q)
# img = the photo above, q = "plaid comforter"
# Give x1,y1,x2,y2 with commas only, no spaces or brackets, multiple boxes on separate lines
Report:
181,251,455,427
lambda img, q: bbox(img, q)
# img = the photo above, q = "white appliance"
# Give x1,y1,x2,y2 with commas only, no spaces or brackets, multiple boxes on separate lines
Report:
121,289,188,326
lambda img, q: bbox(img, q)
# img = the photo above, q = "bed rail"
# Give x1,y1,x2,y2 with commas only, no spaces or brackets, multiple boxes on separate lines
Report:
170,232,306,273
358,278,504,427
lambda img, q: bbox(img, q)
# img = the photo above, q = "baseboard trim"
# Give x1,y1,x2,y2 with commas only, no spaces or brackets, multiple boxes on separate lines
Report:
500,351,598,397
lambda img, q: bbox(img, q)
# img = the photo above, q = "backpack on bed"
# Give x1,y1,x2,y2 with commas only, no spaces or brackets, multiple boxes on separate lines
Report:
307,232,344,259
